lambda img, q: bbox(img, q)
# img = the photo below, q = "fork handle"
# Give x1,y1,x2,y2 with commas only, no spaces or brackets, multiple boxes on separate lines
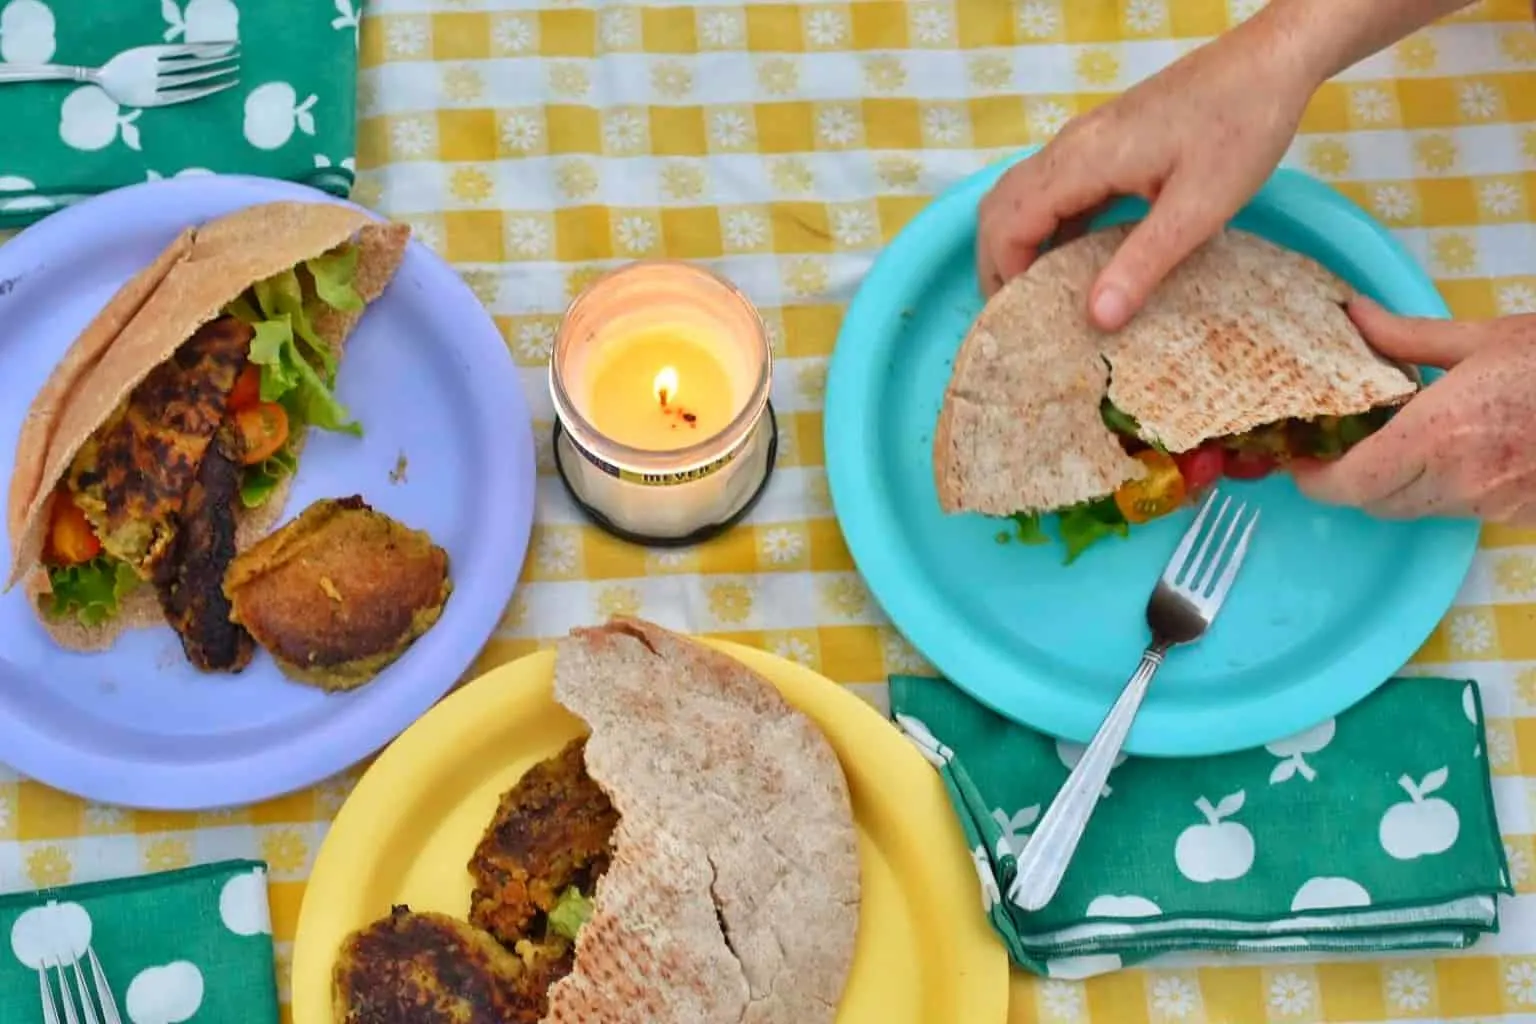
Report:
0,65,92,85
1007,643,1167,912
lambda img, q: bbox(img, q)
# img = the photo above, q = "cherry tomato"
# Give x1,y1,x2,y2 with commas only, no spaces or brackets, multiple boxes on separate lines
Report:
234,402,290,466
1223,450,1277,480
46,491,101,566
228,364,261,412
1113,450,1188,525
1173,445,1225,494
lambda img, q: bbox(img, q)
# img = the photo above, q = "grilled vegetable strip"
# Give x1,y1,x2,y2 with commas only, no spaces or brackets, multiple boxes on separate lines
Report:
63,316,252,577
154,425,255,673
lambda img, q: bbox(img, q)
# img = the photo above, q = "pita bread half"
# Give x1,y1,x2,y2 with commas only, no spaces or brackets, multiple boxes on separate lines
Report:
6,202,410,650
549,618,861,1024
935,225,1418,516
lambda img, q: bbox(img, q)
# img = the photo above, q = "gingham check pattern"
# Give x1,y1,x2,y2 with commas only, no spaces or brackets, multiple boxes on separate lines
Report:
1,1,1535,1020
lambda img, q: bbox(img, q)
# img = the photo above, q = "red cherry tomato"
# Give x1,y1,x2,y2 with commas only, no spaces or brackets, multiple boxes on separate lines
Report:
1223,450,1277,480
1173,445,1225,494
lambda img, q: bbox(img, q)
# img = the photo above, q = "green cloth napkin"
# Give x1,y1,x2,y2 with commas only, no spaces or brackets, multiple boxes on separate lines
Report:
890,674,1512,980
0,0,361,228
0,859,277,1021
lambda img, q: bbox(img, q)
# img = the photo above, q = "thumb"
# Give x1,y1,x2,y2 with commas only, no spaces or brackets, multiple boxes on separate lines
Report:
1087,174,1231,332
1347,295,1489,370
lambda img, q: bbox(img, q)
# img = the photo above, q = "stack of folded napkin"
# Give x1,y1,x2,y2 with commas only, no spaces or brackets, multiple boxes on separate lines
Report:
0,1,360,228
890,673,1512,979
0,860,278,1020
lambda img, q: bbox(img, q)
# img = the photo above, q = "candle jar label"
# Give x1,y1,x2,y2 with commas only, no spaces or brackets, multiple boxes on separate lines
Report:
575,440,740,487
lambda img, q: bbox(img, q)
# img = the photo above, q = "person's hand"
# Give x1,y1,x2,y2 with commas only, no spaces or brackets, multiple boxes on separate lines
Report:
1291,298,1536,524
975,18,1321,331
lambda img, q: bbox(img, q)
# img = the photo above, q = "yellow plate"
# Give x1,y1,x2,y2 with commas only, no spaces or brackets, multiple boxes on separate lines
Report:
291,640,1010,1023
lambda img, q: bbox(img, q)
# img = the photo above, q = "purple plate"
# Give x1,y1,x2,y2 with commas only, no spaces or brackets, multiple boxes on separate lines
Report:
0,176,536,810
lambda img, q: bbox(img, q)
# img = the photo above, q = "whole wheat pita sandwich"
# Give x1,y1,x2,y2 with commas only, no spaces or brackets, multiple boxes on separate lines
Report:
4,201,409,668
935,224,1419,562
332,618,863,1024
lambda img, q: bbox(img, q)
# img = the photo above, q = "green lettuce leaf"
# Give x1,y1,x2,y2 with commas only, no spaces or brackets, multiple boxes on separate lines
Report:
547,886,594,941
48,557,140,628
306,245,364,314
1011,511,1049,545
1057,498,1129,565
240,445,299,509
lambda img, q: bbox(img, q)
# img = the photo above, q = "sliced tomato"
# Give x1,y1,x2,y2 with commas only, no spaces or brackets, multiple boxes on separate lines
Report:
234,402,290,466
1223,450,1278,480
46,491,101,565
1114,449,1188,525
228,364,261,412
1173,445,1225,494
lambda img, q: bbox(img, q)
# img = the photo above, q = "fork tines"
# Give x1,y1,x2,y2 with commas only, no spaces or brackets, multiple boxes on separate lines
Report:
156,41,240,103
1163,489,1260,608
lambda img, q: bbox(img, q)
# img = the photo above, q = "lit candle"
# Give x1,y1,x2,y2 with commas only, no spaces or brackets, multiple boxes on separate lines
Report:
585,324,735,452
549,260,776,544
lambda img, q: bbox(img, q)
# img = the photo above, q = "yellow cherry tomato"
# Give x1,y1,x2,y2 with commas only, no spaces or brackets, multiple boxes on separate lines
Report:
1113,449,1188,525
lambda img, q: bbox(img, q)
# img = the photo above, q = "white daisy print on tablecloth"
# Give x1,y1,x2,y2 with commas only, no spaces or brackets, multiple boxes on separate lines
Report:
910,3,954,44
1016,0,1060,39
391,116,435,158
699,9,744,48
498,112,543,154
492,14,535,53
1371,184,1416,222
533,528,582,578
1125,0,1166,33
710,109,754,151
1443,608,1496,657
1267,972,1314,1016
816,105,861,148
603,110,647,154
831,206,876,247
385,17,428,57
922,106,968,146
1039,979,1083,1020
615,214,659,256
1384,966,1431,1010
1479,179,1524,217
513,320,557,363
722,209,770,251
1148,975,1198,1018
804,7,848,47
1458,81,1501,120
1506,959,1536,1004
1028,100,1072,139
505,217,552,261
1350,86,1395,123
1500,283,1536,314
759,526,807,566
767,633,816,667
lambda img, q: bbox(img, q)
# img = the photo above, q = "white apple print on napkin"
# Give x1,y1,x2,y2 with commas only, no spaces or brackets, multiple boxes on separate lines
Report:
60,85,141,151
1085,894,1162,918
1265,718,1334,784
990,805,1038,859
1291,876,1371,911
9,901,91,968
161,0,238,43
219,866,271,936
1056,738,1126,797
1379,768,1460,859
1174,791,1255,883
244,83,317,150
126,961,204,1024
0,0,54,63
0,175,51,214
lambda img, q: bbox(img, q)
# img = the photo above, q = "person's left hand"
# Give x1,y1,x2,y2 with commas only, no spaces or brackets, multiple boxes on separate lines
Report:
1291,297,1536,524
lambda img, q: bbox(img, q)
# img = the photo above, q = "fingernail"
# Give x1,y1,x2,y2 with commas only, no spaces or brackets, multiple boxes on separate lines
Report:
1091,285,1131,331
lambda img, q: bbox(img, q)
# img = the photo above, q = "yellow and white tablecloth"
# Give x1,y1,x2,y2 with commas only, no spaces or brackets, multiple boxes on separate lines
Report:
3,0,1536,1020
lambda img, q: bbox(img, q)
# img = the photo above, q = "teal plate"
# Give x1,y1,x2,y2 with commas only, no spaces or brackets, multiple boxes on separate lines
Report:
824,150,1481,757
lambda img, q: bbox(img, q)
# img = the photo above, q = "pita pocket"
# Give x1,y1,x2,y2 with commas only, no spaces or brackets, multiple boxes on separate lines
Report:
935,224,1418,562
5,201,409,668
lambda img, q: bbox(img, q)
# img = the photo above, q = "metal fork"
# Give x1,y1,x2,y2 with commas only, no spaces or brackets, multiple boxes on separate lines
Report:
38,948,121,1024
0,41,240,109
1007,489,1260,912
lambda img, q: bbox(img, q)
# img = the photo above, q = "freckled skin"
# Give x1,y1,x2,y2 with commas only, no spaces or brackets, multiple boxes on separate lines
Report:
1292,306,1536,523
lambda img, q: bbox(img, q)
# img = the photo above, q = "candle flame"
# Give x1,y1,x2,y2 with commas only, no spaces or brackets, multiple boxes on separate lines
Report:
654,366,679,407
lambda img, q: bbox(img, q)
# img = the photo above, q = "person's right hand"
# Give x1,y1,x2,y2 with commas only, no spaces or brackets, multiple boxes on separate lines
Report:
976,18,1323,332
